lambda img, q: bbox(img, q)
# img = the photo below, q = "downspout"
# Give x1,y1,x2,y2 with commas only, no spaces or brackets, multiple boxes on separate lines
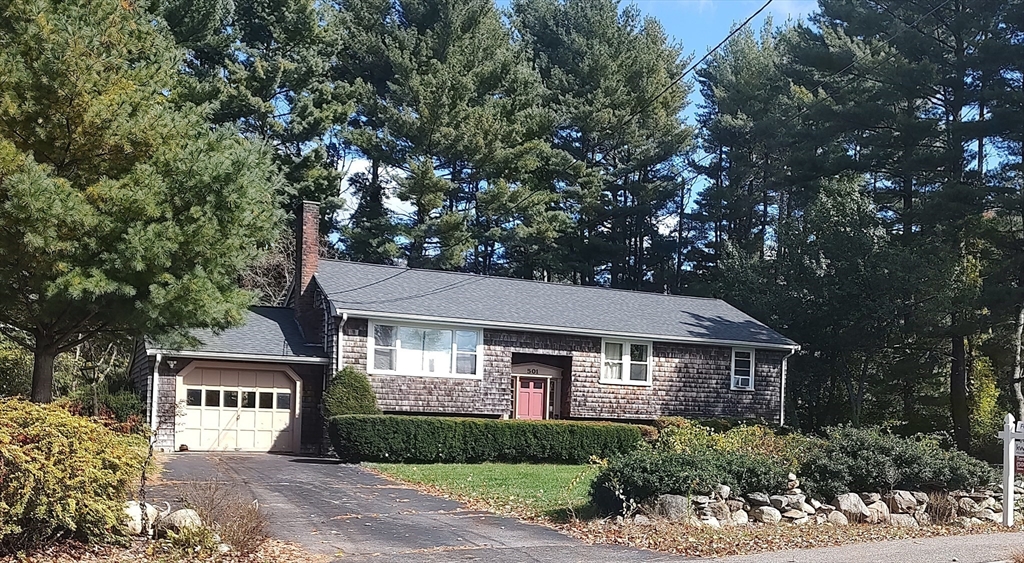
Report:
780,348,796,427
150,353,162,429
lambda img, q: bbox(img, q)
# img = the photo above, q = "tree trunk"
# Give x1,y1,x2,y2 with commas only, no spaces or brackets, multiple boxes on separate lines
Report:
31,345,57,403
1012,304,1024,420
950,334,971,451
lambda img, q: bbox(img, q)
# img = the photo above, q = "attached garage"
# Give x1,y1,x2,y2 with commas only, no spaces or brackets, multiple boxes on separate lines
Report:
175,362,303,453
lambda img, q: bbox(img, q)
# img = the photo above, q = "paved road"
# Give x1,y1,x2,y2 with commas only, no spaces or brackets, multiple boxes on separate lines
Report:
156,453,1024,563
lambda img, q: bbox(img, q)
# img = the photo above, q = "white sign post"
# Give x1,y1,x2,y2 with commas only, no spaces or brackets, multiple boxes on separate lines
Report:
997,413,1024,527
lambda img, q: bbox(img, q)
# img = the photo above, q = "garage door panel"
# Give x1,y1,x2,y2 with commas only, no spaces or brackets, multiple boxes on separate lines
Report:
179,367,297,453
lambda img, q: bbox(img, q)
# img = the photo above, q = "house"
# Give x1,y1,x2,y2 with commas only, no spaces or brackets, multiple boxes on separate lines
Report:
130,202,799,454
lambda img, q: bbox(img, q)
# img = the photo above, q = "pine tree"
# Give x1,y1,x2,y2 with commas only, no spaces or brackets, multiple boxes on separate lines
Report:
0,0,280,401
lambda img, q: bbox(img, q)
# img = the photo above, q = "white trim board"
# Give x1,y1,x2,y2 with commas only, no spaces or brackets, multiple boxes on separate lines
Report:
334,309,800,351
146,349,329,365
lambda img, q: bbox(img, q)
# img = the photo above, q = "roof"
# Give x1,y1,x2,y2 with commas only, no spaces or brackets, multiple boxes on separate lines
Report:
149,307,327,361
315,260,797,349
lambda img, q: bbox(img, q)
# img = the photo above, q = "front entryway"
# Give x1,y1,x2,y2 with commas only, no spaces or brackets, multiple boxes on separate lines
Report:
176,362,302,452
512,362,563,420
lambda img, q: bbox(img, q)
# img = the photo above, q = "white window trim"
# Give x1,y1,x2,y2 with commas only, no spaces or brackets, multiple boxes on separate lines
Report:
599,338,653,387
731,347,755,391
366,319,484,380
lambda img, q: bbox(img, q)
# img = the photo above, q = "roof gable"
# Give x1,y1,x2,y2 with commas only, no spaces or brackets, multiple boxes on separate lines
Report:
315,261,796,348
150,306,327,360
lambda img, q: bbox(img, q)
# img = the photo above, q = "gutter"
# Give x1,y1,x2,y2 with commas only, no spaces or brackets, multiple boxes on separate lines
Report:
780,348,797,427
144,349,329,365
150,353,161,428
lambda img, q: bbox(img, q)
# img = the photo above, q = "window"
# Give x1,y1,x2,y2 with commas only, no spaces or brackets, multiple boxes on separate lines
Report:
732,348,754,390
241,391,256,408
368,321,483,378
186,389,202,406
205,390,220,407
276,392,291,410
224,391,239,408
601,339,652,385
259,392,273,409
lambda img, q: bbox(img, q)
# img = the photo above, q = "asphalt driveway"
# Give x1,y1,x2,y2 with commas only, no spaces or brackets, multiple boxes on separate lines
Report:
155,452,679,562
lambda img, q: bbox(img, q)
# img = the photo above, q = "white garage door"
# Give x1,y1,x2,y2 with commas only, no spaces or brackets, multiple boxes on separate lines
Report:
178,366,299,452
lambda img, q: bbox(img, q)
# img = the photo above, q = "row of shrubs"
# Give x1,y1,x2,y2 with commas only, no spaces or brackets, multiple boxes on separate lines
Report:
329,415,645,463
0,399,147,551
591,419,998,513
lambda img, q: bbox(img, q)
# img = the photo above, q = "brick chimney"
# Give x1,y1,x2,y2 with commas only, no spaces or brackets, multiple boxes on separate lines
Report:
294,201,321,341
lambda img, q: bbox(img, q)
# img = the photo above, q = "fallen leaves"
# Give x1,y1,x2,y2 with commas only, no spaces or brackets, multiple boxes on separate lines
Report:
558,519,1024,558
0,538,330,563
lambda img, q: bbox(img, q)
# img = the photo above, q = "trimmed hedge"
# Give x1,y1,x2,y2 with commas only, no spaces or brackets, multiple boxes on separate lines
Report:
323,367,380,419
328,415,645,463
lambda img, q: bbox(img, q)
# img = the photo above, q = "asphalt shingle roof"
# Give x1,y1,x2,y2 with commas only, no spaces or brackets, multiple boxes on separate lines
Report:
172,306,326,359
315,260,796,348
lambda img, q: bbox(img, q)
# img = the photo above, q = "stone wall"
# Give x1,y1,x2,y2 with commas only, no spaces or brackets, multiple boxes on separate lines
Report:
338,317,784,423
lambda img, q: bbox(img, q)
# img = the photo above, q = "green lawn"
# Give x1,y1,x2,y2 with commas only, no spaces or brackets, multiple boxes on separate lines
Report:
369,462,599,521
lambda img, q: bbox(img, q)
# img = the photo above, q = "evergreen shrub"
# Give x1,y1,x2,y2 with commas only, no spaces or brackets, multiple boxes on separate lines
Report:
328,415,645,463
322,367,380,419
0,399,147,551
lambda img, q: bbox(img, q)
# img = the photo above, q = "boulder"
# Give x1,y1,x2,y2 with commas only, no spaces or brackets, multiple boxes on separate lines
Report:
860,492,881,504
798,502,816,515
957,497,979,516
156,509,202,536
809,498,822,510
781,509,806,520
787,472,798,481
749,506,782,524
654,495,693,521
788,488,804,495
912,491,929,505
725,499,745,512
633,514,651,525
705,501,732,523
866,500,891,524
124,501,161,536
692,495,711,507
887,490,918,514
700,516,721,528
977,497,996,511
746,492,771,507
833,493,871,521
730,509,749,526
976,508,1000,523
790,516,811,526
914,511,931,526
826,510,849,526
890,513,918,527
784,493,807,506
769,495,789,510
715,484,731,500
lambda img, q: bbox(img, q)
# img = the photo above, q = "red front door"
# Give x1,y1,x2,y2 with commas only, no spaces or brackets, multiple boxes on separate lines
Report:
517,378,546,420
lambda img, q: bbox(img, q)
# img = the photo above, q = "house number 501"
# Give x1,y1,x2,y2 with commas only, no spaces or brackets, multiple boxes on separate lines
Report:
526,368,539,374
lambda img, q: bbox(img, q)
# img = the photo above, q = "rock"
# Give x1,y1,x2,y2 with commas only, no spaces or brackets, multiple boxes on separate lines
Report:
912,491,929,505
633,514,651,525
815,514,828,525
654,495,693,521
809,498,822,510
715,484,731,500
787,472,798,481
749,506,782,524
866,500,891,524
993,502,1003,513
819,503,836,513
827,510,849,526
958,497,979,516
726,499,745,512
890,514,918,527
685,516,703,527
730,509,749,526
746,492,771,507
887,490,918,514
787,480,800,490
700,516,721,528
976,508,1000,523
156,509,202,535
914,511,932,526
217,544,231,554
769,495,789,510
977,497,996,511
833,493,871,521
798,502,816,515
790,516,811,526
692,495,711,507
615,515,624,526
781,509,806,520
705,501,732,523
860,492,881,504
784,493,807,506
788,488,803,495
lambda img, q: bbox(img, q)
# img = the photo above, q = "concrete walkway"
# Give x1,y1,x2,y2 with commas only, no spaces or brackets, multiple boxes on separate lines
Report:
155,453,1024,563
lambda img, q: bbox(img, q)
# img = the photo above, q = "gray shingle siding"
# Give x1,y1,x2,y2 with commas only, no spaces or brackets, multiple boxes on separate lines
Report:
338,317,783,423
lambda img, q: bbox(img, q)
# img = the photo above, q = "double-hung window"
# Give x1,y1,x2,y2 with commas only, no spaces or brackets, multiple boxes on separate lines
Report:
601,339,652,385
369,321,482,378
731,348,754,390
